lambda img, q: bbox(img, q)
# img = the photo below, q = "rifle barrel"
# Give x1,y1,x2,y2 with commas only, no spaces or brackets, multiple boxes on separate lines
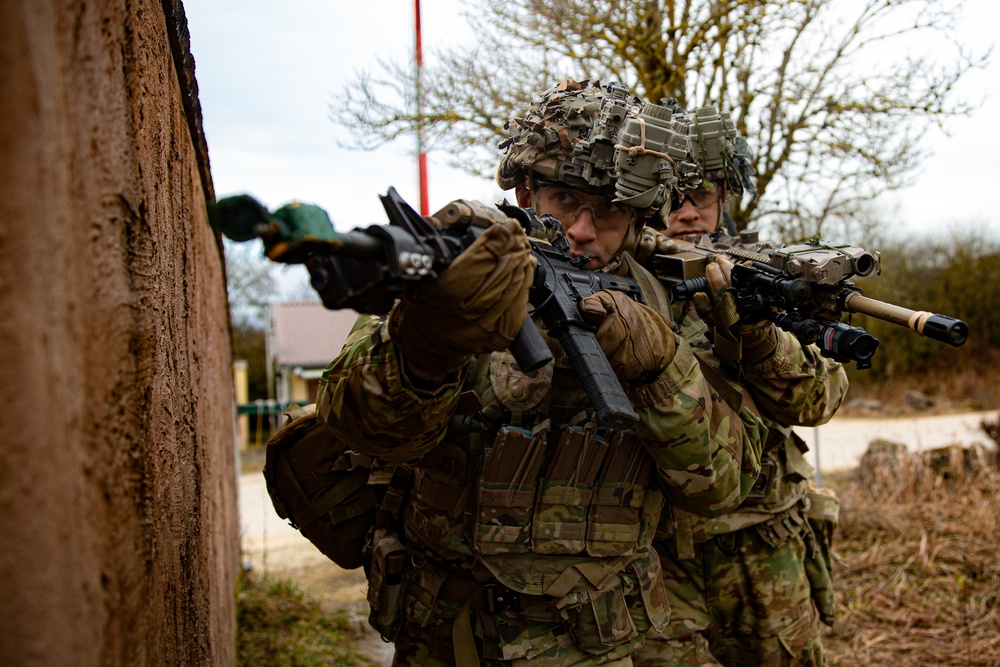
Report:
264,228,391,264
315,229,386,259
842,293,968,347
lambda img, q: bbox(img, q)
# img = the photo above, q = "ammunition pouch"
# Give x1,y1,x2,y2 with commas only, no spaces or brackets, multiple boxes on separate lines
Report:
472,422,659,594
561,584,636,652
754,500,809,549
472,423,547,555
366,528,410,641
804,485,840,626
558,552,670,657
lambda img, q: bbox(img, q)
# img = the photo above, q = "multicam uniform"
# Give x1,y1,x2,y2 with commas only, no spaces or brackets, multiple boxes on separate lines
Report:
625,96,849,666
636,297,849,667
317,257,768,667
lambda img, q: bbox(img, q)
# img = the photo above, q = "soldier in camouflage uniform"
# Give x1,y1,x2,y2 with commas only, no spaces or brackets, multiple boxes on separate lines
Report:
316,78,776,667
632,104,850,667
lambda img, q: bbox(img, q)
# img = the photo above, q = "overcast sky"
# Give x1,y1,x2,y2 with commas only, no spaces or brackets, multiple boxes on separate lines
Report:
184,0,998,244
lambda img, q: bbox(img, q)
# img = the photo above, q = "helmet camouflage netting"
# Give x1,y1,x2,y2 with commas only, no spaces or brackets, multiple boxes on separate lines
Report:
496,78,691,220
496,78,612,192
660,99,757,200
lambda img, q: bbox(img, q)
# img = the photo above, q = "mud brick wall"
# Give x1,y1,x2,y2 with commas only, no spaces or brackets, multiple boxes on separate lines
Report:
0,1,238,664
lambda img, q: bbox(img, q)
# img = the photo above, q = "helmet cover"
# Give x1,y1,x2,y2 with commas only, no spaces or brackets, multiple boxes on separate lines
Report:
497,78,691,221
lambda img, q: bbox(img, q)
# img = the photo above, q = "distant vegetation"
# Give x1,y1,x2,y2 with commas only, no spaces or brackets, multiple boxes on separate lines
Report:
845,227,1000,409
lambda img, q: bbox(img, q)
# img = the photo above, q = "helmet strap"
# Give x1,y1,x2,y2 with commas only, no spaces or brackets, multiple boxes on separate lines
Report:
519,173,542,213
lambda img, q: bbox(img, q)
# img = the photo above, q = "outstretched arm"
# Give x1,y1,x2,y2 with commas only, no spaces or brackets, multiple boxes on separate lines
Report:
317,313,466,464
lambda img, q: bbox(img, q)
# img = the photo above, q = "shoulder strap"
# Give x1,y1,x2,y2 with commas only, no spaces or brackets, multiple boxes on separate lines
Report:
621,253,674,321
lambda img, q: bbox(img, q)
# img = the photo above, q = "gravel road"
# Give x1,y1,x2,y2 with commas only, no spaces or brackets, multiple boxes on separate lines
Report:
793,409,997,480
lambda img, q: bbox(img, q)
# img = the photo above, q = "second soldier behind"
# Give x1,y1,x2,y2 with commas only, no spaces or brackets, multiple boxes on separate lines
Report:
633,103,849,666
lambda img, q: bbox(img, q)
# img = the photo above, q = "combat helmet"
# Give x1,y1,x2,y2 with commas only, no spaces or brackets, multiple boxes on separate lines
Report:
496,78,691,223
660,99,757,233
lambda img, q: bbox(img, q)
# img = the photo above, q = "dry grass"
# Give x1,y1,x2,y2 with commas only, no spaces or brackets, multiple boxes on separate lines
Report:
822,441,1000,666
843,355,1000,417
237,570,379,667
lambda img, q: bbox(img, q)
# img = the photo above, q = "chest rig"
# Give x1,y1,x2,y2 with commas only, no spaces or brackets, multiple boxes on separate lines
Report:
400,341,664,590
468,346,663,598
399,254,675,589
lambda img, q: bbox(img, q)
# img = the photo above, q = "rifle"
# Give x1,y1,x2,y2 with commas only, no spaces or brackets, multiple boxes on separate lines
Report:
649,232,968,370
209,187,645,428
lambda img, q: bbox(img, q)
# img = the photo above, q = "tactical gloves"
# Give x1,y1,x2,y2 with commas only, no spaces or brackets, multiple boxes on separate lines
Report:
579,290,676,384
694,257,778,368
633,226,678,265
389,220,536,381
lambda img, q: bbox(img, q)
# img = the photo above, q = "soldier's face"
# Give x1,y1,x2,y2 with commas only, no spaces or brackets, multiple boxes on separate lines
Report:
516,183,634,270
666,183,727,238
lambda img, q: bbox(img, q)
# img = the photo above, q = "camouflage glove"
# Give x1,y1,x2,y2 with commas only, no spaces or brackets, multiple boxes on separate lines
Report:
389,220,536,381
633,226,679,266
578,290,676,384
693,256,778,367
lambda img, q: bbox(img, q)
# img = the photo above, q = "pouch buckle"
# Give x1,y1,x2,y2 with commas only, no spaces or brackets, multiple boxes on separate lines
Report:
746,457,777,502
484,583,523,614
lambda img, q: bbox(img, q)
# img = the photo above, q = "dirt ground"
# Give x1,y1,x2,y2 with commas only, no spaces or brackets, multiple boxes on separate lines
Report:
240,449,395,665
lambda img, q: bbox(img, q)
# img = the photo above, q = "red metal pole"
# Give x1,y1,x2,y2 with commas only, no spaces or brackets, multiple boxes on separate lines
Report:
415,0,429,215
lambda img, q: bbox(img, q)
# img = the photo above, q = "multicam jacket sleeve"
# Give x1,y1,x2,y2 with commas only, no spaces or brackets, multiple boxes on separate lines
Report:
317,304,767,519
625,337,766,517
675,302,849,429
741,326,849,427
316,312,464,465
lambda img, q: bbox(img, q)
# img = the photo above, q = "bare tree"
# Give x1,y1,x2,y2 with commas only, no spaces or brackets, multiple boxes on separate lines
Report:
223,239,278,328
331,0,987,239
224,240,281,401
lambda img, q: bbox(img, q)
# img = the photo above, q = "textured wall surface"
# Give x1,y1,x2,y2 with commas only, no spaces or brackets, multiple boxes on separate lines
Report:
0,1,238,664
